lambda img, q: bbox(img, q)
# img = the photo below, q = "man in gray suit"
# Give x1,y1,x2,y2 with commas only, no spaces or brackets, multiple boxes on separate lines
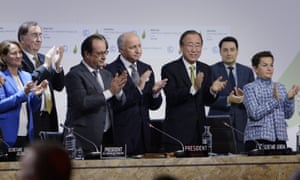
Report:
209,36,254,153
64,34,127,152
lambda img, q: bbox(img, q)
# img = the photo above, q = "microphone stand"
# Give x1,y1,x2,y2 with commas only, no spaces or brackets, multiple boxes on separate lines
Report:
148,123,185,157
223,122,264,155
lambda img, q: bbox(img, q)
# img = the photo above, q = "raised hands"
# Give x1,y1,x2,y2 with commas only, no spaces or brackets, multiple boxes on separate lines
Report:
210,76,227,94
194,72,204,91
44,46,64,70
109,71,128,95
0,76,5,87
152,78,168,94
287,85,300,99
24,80,48,96
138,70,152,90
228,87,244,104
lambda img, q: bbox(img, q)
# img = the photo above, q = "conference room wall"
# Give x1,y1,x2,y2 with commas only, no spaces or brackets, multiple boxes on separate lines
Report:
1,0,300,149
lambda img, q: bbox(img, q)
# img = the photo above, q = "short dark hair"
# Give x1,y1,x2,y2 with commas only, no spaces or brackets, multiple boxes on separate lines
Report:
18,21,39,41
29,141,72,180
218,36,238,49
251,51,274,67
179,30,203,46
81,34,108,58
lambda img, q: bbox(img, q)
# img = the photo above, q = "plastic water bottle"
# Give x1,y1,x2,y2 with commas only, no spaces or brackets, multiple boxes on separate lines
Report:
64,127,76,159
296,125,300,153
202,126,212,153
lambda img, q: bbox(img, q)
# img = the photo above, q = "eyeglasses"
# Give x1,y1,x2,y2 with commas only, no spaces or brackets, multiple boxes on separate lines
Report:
93,50,109,57
28,33,42,39
183,43,202,50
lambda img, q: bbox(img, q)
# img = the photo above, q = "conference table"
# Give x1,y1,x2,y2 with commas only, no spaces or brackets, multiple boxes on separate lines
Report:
0,154,299,179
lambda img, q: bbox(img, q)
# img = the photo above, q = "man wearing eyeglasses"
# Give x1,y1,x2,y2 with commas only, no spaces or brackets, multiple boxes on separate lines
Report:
64,34,127,152
161,30,226,152
106,32,167,156
18,21,65,139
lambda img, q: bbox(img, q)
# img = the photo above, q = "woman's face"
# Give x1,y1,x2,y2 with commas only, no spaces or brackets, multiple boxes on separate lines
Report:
2,43,23,68
254,57,274,79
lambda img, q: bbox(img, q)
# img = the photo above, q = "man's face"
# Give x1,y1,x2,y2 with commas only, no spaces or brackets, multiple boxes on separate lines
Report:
19,25,42,54
180,34,202,64
220,41,238,66
119,33,142,63
254,57,274,79
84,39,107,69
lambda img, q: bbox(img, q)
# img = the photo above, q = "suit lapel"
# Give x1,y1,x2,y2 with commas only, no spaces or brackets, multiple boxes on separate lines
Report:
99,69,110,89
179,59,191,87
22,51,35,72
3,70,19,92
79,63,103,91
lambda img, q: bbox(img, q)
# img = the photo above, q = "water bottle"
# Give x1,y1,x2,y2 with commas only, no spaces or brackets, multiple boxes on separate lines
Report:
64,127,76,159
296,125,300,153
202,125,212,153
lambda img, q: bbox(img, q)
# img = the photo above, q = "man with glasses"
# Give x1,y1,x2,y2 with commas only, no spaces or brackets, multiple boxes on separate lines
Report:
106,32,167,156
18,21,64,139
64,34,127,152
161,30,226,152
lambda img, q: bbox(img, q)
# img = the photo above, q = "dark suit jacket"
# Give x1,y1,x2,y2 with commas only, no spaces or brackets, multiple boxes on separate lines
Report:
161,58,216,152
106,56,162,155
21,52,64,137
64,62,122,152
208,62,254,144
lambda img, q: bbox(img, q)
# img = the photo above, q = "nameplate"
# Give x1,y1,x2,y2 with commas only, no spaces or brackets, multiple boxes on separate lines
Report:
184,145,208,157
100,145,127,159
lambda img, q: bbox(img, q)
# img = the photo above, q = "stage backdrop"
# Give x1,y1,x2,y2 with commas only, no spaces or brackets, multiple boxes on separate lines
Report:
1,0,300,149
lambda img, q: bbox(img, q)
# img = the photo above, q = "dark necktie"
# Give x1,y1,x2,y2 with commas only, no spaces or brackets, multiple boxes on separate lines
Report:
130,64,139,86
228,66,236,91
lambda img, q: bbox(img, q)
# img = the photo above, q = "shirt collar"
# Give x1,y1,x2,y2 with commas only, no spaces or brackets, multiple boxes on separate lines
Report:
82,60,99,73
120,55,137,70
182,57,196,70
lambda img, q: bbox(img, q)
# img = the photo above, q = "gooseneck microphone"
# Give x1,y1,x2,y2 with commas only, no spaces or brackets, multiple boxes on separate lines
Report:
148,123,185,154
60,123,100,153
223,121,263,151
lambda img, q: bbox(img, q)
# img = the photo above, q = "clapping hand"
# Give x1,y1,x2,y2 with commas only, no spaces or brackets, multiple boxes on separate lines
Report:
210,76,227,94
152,78,168,94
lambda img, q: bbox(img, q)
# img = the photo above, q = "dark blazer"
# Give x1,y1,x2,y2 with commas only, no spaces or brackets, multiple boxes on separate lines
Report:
0,70,41,147
161,58,216,152
208,62,254,151
64,62,121,152
106,56,162,155
21,52,64,137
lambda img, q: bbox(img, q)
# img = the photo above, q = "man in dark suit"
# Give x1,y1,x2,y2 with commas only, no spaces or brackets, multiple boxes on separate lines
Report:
106,32,167,155
64,34,127,152
208,36,254,153
18,21,64,138
161,30,226,152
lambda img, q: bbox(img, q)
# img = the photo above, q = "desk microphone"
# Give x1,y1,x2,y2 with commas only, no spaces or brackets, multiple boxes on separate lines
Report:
148,123,185,156
60,123,100,156
222,121,263,153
